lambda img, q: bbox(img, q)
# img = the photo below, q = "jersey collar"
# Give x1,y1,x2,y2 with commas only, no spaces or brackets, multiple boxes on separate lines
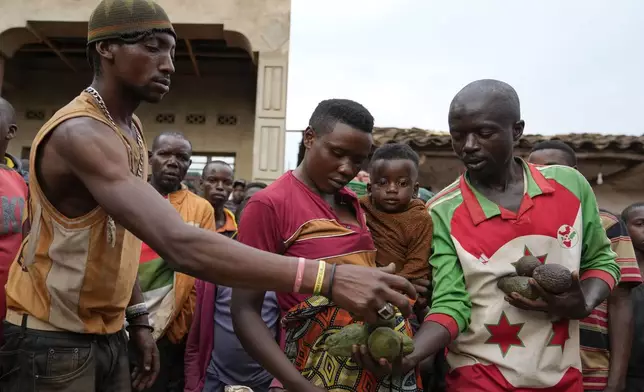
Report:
460,158,555,225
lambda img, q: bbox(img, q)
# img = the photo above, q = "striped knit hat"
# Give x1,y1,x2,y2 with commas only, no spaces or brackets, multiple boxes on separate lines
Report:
87,0,175,44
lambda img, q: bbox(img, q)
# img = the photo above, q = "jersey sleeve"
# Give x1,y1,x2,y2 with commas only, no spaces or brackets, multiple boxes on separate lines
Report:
423,207,471,340
578,177,621,289
237,198,284,253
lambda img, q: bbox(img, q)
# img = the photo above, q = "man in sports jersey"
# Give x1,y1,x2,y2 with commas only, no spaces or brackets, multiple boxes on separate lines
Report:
528,140,642,392
0,1,415,392
426,79,620,391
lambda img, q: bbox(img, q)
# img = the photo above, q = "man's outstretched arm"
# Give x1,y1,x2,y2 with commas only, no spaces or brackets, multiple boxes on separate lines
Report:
50,118,416,322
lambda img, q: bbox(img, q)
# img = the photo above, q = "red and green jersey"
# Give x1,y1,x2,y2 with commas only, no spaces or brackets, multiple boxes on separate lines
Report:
425,160,621,391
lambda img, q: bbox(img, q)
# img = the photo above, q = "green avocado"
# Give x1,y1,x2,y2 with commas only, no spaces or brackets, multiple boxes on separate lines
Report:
512,255,542,277
324,323,370,357
532,264,572,294
367,327,414,362
497,276,540,300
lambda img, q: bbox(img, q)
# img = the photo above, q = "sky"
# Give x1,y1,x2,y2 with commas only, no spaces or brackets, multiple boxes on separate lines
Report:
284,0,644,168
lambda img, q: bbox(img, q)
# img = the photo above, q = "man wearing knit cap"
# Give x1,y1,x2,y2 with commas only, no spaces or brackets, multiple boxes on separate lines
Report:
0,1,417,392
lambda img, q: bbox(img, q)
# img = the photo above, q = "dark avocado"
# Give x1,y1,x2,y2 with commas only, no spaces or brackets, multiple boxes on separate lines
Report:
497,276,540,300
512,255,542,277
532,264,572,294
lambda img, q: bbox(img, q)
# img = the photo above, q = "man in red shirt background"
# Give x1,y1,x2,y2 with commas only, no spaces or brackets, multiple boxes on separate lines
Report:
0,97,28,341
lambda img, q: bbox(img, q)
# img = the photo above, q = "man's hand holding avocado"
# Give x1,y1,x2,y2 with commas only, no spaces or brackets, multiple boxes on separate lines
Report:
501,260,611,320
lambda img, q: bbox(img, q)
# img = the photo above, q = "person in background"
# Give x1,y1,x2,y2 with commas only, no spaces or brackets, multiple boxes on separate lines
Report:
232,99,419,392
0,97,27,343
234,182,268,223
202,161,237,237
356,170,370,183
424,79,620,391
347,167,370,197
136,132,214,392
622,202,644,392
0,99,28,182
185,163,278,392
417,187,434,204
528,140,642,392
225,179,246,214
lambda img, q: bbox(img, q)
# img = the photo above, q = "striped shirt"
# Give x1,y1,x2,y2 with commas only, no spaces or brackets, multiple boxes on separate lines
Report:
579,210,642,390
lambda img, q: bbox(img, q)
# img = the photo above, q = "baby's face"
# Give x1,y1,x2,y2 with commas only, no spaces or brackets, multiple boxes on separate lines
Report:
369,159,418,213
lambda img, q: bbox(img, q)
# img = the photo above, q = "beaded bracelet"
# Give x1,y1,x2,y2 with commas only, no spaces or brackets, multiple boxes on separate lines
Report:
125,303,148,319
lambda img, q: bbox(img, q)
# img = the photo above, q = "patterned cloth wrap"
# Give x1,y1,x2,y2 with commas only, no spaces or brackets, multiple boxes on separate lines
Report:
282,296,422,392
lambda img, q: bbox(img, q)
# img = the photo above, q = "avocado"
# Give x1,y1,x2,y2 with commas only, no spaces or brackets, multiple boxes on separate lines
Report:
532,264,572,294
497,276,540,300
324,323,370,357
512,255,542,277
367,327,414,362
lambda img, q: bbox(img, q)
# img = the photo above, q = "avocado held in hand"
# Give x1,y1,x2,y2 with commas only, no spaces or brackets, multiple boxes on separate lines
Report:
512,255,542,277
367,327,414,362
498,276,540,300
324,323,370,357
532,264,572,294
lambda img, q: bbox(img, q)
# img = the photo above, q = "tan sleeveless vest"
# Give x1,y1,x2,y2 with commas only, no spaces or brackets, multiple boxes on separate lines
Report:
5,91,148,334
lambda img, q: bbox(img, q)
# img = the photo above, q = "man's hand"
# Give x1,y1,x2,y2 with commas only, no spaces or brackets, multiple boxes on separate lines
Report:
331,264,417,324
129,326,160,391
410,278,430,299
410,278,431,321
351,343,417,379
506,270,591,319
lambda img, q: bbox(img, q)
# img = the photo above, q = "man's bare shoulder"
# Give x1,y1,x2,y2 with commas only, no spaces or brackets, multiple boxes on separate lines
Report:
49,117,127,160
42,116,131,180
48,117,115,146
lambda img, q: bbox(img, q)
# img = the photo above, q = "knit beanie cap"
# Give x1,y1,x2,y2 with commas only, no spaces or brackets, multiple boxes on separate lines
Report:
87,0,175,44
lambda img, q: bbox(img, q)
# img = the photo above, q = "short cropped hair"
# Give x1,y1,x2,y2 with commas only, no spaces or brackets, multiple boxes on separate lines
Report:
530,140,577,167
151,131,192,151
370,142,420,168
622,202,644,223
309,99,374,135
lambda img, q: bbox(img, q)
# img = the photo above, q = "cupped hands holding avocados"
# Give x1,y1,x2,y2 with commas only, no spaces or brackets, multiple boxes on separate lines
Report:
500,257,592,319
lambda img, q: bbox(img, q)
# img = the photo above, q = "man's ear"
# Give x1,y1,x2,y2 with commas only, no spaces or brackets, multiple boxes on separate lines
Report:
512,120,525,142
413,182,419,198
6,124,17,140
303,126,317,150
95,41,115,62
